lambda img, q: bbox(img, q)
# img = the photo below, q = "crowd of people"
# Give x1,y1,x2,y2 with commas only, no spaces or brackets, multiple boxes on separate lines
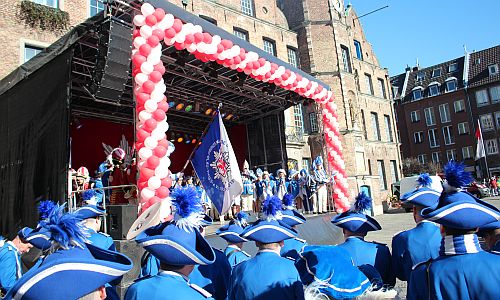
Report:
1,160,499,299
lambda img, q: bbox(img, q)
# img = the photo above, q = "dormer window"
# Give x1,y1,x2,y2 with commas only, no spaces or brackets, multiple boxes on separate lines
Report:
431,68,441,78
428,83,440,97
489,64,499,76
448,63,458,73
412,86,423,100
416,72,425,81
445,77,457,92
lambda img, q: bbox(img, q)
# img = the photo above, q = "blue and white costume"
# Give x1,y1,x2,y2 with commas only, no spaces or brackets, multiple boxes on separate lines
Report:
0,241,22,295
312,156,329,213
216,212,251,268
241,161,256,211
275,169,288,200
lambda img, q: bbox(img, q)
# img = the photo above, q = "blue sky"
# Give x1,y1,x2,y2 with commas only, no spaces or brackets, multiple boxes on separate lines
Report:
346,0,500,76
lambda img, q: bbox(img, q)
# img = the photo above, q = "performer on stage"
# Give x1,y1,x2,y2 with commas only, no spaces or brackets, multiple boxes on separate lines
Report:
254,168,264,213
241,161,256,212
216,212,251,268
108,148,129,204
299,169,313,214
331,192,395,286
312,156,329,214
275,169,288,200
287,170,302,211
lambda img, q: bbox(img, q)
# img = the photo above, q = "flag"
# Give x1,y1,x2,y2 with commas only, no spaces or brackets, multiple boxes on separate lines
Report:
475,119,486,160
191,111,243,214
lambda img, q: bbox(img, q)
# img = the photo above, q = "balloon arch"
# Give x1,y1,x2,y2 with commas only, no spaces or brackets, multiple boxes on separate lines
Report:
131,3,351,213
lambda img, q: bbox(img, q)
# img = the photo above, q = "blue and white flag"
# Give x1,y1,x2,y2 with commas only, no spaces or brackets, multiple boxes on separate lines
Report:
191,111,243,214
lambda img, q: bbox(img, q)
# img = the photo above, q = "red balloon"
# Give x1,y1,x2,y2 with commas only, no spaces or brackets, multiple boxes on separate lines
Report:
152,109,166,121
172,19,183,33
258,58,266,67
165,28,176,39
136,93,149,105
202,33,212,44
148,196,161,206
174,42,184,50
138,181,148,190
145,14,157,26
137,129,150,142
154,63,166,75
152,28,165,41
193,33,204,43
153,8,165,21
184,34,194,44
140,167,155,180
132,68,139,77
132,54,146,67
155,186,169,198
133,28,140,38
147,35,160,47
142,81,155,94
139,44,152,56
149,71,162,83
147,156,160,168
161,177,173,189
135,142,144,150
144,118,157,131
158,139,169,149
153,146,167,158
221,39,233,49
216,44,224,53
157,100,169,112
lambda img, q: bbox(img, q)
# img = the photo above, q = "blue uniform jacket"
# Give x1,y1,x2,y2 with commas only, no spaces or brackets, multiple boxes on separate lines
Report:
189,248,231,300
337,237,395,286
255,180,264,198
408,251,500,300
125,271,214,300
0,242,22,293
287,180,301,199
87,228,115,251
280,238,306,260
228,251,305,300
391,221,441,282
242,176,255,195
94,178,104,205
224,246,251,268
140,253,160,277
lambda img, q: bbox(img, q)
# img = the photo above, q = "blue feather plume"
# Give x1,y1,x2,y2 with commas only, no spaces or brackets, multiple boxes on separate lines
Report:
417,173,432,187
262,195,282,220
172,187,203,219
38,200,57,220
283,193,295,208
236,211,248,222
39,204,87,250
444,161,473,189
353,191,372,213
82,190,96,201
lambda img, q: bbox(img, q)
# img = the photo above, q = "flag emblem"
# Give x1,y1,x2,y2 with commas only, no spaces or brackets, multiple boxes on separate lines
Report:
209,144,231,183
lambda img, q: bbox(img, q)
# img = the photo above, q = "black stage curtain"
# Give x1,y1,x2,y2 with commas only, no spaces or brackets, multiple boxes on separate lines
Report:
0,51,71,237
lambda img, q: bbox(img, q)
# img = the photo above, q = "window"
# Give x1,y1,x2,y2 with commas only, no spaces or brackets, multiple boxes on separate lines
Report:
392,86,399,98
378,78,386,99
431,152,440,163
495,111,500,129
200,15,217,25
371,112,380,141
412,88,423,100
443,126,454,145
390,160,399,182
446,149,457,161
89,0,104,16
454,99,465,112
438,103,451,123
448,63,458,73
414,131,424,144
302,158,310,171
309,112,318,132
354,40,363,60
416,72,425,81
417,154,427,164
490,85,500,103
480,114,495,132
384,115,393,142
241,0,254,16
458,122,470,135
377,160,387,190
445,79,457,92
361,110,367,139
410,111,420,123
428,129,439,148
262,38,276,56
365,74,374,95
287,47,298,68
32,0,58,8
431,68,441,78
293,105,304,133
424,107,436,126
341,45,351,73
429,84,440,97
488,64,499,76
233,28,249,41
475,89,489,106
24,45,43,63
486,139,499,155
462,146,473,159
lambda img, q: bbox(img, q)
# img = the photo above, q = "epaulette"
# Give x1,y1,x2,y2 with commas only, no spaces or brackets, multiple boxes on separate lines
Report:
412,258,433,271
295,237,306,243
189,283,213,298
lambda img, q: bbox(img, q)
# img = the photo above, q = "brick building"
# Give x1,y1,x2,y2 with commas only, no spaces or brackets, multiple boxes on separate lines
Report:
392,45,500,178
280,0,401,214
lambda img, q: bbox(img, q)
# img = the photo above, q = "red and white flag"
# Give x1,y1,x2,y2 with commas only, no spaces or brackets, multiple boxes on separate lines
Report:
475,119,486,160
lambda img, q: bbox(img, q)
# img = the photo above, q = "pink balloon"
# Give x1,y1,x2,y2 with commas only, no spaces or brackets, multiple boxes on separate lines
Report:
144,118,157,131
153,146,167,157
155,186,169,198
149,71,162,83
147,155,160,168
145,15,157,26
142,81,155,94
152,109,166,121
147,35,160,47
139,44,152,56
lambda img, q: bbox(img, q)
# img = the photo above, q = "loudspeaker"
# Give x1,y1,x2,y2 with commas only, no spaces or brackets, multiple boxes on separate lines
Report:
113,240,145,297
106,205,138,240
89,19,133,101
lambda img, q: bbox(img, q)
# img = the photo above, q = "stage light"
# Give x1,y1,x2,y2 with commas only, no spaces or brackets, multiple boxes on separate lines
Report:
169,132,176,142
185,139,191,144
168,101,176,108
185,104,193,112
205,108,213,115
225,114,233,120
175,103,185,110
194,102,200,112
177,137,184,143
191,138,197,144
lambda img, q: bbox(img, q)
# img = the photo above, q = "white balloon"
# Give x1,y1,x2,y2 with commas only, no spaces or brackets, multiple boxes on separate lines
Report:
133,15,146,27
134,73,148,86
164,14,175,29
133,36,147,49
141,62,154,74
197,43,207,53
139,111,152,122
140,25,153,39
187,43,197,53
175,33,186,44
144,137,158,149
140,188,155,201
211,35,221,45
155,167,169,179
163,37,174,46
150,129,164,140
150,90,164,102
144,100,158,112
153,82,166,95
159,157,171,169
193,25,203,33
141,3,155,16
148,176,162,189
138,147,153,160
